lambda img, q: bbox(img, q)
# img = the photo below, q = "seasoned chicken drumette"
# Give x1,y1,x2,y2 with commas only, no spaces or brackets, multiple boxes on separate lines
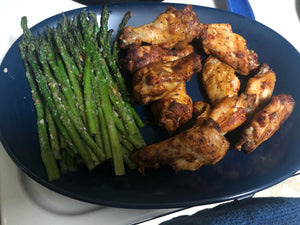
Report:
132,53,202,104
151,82,193,133
119,5,201,49
236,94,295,153
198,23,259,75
123,44,194,73
132,119,229,174
209,94,257,134
202,56,240,106
245,64,276,114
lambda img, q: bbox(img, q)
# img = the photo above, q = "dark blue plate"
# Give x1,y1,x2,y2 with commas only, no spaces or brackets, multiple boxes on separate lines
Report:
0,2,299,209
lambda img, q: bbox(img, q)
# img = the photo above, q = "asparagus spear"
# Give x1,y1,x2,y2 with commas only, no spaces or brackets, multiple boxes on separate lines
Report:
45,106,61,160
52,30,86,121
93,53,125,175
39,59,96,171
38,39,105,163
80,12,99,136
19,39,60,181
90,65,112,159
21,17,78,156
99,5,131,104
81,9,125,175
22,18,97,170
59,14,84,75
112,10,131,63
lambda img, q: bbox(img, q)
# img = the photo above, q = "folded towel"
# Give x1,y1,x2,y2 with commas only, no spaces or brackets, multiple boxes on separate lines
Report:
160,197,300,225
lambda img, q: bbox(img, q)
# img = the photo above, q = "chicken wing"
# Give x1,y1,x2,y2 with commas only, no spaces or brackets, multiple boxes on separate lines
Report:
198,23,259,75
123,44,194,73
119,5,201,49
132,53,202,104
235,94,295,153
245,64,276,114
209,94,257,134
150,82,193,133
132,119,229,173
202,56,240,106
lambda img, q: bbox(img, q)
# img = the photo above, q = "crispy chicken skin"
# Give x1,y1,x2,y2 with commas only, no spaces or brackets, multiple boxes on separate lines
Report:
209,94,257,134
193,101,211,118
198,23,259,75
193,101,212,126
202,56,240,106
235,94,295,153
132,53,202,104
124,44,194,73
151,82,193,133
119,5,201,49
132,119,229,173
245,64,276,113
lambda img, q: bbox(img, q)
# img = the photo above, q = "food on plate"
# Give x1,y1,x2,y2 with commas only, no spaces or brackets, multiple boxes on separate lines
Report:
193,101,211,118
119,5,201,49
117,4,295,173
236,94,295,153
202,56,241,106
132,52,202,104
193,101,212,126
150,82,193,133
123,44,194,73
244,64,276,115
18,3,296,178
19,6,145,180
132,118,229,174
209,94,257,134
119,6,202,132
197,23,260,75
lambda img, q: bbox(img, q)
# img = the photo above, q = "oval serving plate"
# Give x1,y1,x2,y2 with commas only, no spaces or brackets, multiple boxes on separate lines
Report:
0,2,299,209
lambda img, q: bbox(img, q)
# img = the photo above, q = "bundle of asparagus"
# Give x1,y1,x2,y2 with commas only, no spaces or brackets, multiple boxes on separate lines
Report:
19,5,145,181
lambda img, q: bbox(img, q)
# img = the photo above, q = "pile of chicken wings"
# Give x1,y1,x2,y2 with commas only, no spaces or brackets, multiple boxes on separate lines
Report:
118,5,295,174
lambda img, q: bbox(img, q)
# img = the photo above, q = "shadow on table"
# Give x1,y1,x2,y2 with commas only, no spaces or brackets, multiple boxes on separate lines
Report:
296,0,300,21
214,0,228,10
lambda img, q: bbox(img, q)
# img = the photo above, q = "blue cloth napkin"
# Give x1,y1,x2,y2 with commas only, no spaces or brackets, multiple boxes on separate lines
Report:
160,197,300,225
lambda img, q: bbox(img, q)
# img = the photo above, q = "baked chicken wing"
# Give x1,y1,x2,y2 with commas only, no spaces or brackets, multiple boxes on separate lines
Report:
245,64,276,114
198,23,259,75
132,53,202,104
150,82,193,133
132,119,229,173
202,56,240,106
119,5,201,49
124,44,194,73
235,94,295,153
209,93,257,134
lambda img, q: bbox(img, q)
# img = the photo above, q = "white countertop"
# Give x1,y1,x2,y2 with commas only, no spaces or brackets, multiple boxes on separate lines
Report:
0,1,300,225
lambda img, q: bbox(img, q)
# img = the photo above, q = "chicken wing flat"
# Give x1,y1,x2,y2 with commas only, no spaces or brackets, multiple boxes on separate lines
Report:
198,23,259,75
202,56,240,106
124,44,194,73
132,119,229,173
235,94,295,153
119,5,201,49
245,64,276,113
209,93,257,134
132,53,202,104
151,82,193,133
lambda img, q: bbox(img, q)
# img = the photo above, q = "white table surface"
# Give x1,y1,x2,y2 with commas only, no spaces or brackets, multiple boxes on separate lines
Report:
0,1,300,225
